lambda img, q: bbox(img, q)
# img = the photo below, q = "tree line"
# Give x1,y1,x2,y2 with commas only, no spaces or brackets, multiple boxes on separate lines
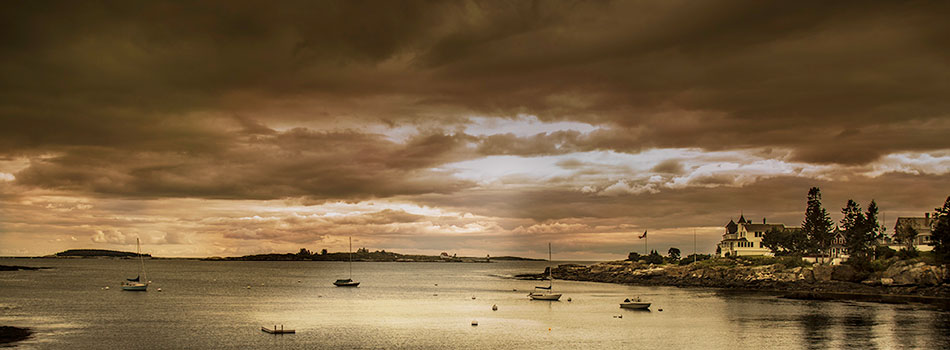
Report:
762,187,950,263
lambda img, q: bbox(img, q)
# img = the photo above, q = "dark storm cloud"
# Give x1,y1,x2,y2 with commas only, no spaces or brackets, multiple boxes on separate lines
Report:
2,0,949,199
14,129,475,200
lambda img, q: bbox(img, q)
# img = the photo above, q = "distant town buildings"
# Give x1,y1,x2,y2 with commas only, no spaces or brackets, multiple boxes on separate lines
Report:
716,215,800,257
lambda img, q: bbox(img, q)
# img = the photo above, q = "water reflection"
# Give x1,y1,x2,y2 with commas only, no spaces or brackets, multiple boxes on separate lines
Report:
841,305,877,350
893,308,922,349
933,311,950,349
800,302,832,350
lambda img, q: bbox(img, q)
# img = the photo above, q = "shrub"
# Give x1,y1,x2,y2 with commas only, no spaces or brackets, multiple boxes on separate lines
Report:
897,248,919,260
874,246,897,260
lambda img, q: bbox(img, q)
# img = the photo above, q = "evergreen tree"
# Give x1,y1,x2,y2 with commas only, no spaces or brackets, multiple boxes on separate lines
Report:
863,200,884,251
762,227,808,255
895,224,918,252
932,196,950,262
840,199,866,257
667,247,681,260
802,187,834,256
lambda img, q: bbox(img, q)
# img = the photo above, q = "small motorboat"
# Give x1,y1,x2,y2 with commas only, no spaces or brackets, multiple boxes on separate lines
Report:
620,297,651,310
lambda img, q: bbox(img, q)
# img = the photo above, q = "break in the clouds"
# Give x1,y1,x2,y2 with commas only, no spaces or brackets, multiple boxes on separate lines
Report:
1,1,949,258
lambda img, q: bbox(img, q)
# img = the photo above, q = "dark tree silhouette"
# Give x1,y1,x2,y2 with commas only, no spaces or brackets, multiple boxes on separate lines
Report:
802,187,834,256
932,196,950,262
667,247,681,260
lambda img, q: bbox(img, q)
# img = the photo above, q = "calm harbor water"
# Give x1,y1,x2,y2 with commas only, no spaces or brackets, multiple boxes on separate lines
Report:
1,258,948,349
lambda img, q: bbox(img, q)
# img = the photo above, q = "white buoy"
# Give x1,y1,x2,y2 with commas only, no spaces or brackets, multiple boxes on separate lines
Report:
492,304,498,311
246,285,251,289
104,286,110,290
471,320,478,326
157,288,162,292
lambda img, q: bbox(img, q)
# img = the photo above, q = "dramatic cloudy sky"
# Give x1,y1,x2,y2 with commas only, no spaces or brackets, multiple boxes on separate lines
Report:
2,1,949,259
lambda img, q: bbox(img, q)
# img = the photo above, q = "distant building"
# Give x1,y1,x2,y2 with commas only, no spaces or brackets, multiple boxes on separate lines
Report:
891,213,934,251
717,214,799,257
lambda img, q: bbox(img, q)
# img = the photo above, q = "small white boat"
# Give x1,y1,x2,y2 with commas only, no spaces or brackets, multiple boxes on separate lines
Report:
121,238,149,292
620,297,651,310
529,243,562,301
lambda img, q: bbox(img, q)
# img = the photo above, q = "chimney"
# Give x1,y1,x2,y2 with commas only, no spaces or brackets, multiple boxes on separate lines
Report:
763,218,766,224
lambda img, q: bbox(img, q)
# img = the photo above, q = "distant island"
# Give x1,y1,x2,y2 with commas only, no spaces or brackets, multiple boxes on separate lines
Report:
207,248,544,263
38,248,542,262
52,249,151,258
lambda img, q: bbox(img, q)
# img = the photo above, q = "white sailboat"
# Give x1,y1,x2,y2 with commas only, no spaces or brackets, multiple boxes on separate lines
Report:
333,237,360,287
121,238,149,291
528,243,562,301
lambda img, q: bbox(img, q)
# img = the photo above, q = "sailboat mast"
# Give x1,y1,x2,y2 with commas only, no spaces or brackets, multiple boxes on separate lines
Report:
348,237,353,279
137,237,147,283
548,242,553,288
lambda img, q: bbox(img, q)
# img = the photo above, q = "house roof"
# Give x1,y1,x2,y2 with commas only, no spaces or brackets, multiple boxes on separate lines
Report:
725,219,738,234
895,217,932,234
740,223,786,232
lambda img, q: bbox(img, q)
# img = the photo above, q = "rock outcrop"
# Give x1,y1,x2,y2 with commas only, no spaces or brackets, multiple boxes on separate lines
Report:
547,260,950,302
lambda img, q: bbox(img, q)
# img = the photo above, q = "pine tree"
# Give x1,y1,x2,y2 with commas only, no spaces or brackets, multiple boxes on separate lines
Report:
840,199,866,258
932,196,950,262
802,187,834,256
863,200,884,251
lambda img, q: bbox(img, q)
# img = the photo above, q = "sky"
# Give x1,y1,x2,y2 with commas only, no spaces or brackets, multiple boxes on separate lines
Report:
1,1,949,259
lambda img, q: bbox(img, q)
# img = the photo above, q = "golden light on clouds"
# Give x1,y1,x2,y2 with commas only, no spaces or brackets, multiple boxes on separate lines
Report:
1,1,949,258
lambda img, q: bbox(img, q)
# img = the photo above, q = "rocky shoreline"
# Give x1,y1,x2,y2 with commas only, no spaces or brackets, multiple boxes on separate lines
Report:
527,259,950,306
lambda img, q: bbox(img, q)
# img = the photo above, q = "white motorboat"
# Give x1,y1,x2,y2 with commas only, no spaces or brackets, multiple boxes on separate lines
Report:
620,297,651,310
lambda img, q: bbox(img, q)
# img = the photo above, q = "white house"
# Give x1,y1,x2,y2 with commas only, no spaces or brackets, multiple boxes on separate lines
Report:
717,215,799,257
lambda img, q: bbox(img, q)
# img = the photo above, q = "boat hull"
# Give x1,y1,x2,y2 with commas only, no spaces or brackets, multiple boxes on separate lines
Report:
333,280,360,287
121,283,148,291
261,327,295,334
529,293,562,301
619,302,651,309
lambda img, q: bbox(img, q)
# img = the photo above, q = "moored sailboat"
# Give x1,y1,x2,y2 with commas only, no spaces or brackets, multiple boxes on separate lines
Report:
121,238,149,291
333,237,360,287
528,243,561,301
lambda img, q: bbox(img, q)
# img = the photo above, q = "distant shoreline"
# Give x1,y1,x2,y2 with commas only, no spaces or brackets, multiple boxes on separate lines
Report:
8,249,545,263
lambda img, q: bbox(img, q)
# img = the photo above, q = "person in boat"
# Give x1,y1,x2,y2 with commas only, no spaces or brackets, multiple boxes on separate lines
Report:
624,298,630,302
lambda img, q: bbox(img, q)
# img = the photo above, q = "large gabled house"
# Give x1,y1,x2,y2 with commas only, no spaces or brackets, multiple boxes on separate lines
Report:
717,214,798,257
891,213,935,251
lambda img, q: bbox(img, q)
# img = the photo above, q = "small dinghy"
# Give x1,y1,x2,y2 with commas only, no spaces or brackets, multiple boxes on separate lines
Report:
261,325,295,334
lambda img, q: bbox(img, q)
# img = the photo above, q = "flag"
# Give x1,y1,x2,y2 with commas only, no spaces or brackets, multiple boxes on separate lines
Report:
638,230,647,239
